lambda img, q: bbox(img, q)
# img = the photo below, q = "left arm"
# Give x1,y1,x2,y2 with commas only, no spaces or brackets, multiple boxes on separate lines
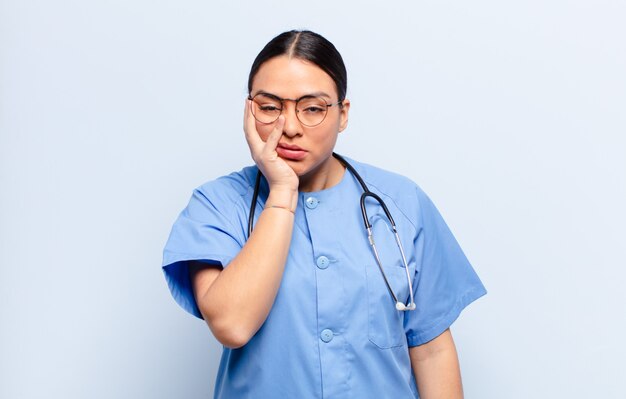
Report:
409,328,463,399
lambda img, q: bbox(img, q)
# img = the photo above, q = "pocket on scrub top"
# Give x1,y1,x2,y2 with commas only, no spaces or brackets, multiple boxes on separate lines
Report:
366,263,409,349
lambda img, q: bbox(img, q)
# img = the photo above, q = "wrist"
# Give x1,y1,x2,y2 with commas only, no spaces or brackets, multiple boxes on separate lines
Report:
264,204,295,214
267,189,298,212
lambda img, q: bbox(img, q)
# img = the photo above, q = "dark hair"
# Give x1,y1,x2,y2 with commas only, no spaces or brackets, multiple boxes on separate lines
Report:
247,30,347,101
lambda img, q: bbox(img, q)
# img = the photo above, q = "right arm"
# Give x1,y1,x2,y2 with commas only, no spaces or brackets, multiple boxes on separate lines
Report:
190,189,296,348
190,101,298,349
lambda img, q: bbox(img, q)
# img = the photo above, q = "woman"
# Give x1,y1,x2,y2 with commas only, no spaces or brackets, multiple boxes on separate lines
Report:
162,30,486,398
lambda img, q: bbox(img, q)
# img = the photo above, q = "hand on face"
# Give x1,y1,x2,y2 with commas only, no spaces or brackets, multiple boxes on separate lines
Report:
243,99,299,193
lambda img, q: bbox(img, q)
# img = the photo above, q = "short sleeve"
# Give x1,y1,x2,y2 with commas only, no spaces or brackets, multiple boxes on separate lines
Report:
162,187,244,319
404,187,487,346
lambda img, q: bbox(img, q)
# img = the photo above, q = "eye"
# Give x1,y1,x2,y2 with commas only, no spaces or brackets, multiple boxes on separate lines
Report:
259,104,281,112
302,106,325,114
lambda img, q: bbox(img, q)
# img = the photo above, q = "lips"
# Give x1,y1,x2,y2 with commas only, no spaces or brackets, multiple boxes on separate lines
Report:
276,143,307,161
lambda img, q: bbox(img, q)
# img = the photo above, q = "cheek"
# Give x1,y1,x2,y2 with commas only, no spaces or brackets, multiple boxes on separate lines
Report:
255,121,273,141
311,127,340,150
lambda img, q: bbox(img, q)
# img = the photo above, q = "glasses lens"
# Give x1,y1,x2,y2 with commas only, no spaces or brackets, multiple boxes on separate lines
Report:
251,94,282,124
296,97,328,126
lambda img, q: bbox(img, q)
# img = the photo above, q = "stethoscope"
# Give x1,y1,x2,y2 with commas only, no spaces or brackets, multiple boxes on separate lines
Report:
247,152,416,311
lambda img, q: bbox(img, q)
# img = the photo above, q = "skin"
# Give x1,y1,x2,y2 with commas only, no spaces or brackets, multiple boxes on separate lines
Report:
410,329,464,398
189,55,463,398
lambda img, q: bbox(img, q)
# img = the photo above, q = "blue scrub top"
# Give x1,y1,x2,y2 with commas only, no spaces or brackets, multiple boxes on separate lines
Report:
162,157,486,399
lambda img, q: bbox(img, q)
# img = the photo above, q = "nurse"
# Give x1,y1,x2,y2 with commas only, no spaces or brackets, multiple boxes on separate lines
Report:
162,30,486,398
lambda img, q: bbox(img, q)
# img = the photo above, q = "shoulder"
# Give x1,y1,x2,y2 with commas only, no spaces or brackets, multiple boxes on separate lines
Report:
195,165,258,202
184,165,258,222
345,156,424,201
342,156,429,229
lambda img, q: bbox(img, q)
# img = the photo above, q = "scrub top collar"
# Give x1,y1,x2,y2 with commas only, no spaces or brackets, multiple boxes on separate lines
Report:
249,157,359,211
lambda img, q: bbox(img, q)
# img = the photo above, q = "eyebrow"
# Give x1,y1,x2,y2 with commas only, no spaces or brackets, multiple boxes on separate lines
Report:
254,90,332,100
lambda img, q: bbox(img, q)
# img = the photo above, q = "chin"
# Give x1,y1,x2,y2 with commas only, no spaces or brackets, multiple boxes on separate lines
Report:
287,162,311,177
281,152,334,178
278,158,308,175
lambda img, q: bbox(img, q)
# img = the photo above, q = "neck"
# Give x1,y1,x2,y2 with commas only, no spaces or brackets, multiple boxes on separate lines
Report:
298,155,345,192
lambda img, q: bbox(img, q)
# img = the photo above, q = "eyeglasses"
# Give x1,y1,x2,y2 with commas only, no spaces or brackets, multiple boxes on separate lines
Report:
248,92,343,127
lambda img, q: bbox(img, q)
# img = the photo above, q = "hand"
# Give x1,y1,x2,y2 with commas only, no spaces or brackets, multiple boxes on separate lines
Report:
244,99,299,193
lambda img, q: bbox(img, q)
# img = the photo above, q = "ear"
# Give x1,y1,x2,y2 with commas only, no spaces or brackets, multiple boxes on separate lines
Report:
338,99,350,133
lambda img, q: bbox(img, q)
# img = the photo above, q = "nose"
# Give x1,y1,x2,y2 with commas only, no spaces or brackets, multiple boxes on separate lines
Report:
281,103,302,137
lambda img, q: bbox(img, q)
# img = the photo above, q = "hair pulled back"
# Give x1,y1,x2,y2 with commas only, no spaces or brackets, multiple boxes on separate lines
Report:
247,30,347,102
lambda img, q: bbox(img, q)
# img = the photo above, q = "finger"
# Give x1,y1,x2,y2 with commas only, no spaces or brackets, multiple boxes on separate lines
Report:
243,99,264,153
262,116,285,155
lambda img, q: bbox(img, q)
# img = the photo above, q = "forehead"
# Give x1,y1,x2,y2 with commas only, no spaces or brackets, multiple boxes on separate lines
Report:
251,56,337,99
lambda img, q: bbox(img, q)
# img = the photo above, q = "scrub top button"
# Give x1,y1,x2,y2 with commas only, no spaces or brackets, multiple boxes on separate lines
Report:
305,197,319,209
316,256,330,269
320,329,334,343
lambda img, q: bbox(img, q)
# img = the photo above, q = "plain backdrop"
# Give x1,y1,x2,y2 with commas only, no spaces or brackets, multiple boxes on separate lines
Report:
1,0,625,398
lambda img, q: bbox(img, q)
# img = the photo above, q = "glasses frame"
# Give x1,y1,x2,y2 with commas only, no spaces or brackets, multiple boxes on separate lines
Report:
247,92,343,127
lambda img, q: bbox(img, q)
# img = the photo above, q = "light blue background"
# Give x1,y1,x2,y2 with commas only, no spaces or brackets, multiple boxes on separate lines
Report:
1,1,624,398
